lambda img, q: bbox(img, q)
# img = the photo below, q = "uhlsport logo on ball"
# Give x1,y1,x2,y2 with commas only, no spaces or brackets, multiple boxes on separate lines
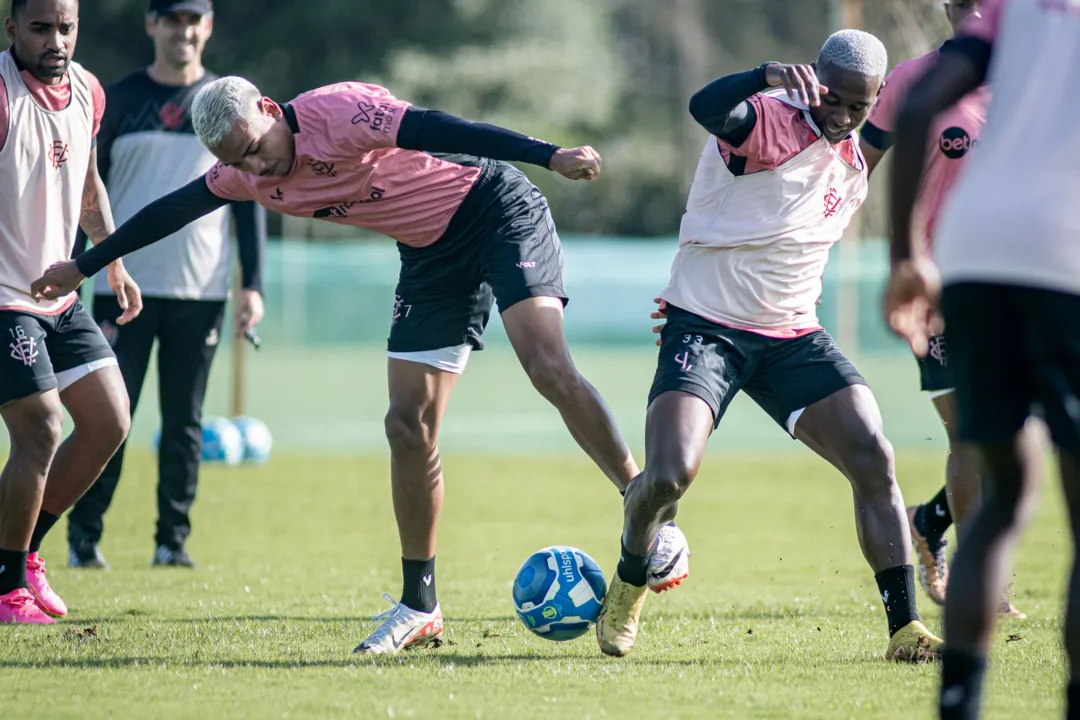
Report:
512,546,606,641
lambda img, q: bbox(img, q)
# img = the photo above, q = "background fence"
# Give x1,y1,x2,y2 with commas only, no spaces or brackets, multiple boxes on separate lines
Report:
71,237,943,456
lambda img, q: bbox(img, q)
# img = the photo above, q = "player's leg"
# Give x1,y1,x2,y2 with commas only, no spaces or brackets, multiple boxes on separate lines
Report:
353,359,459,655
597,308,742,657
936,283,1040,719
743,330,941,660
0,312,63,624
26,303,131,616
0,316,65,625
67,294,157,569
355,257,485,655
502,297,638,489
152,299,226,567
1060,453,1080,718
794,385,943,660
484,177,636,490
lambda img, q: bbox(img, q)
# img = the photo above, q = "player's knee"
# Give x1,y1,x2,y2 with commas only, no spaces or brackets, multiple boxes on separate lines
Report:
846,431,896,492
643,461,694,505
81,395,130,452
9,402,64,469
384,406,437,455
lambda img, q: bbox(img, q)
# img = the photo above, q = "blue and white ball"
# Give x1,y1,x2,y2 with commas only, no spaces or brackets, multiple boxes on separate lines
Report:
199,417,244,465
231,416,273,463
512,546,606,641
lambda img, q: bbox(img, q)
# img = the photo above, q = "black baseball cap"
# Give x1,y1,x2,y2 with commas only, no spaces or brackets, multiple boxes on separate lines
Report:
148,0,213,15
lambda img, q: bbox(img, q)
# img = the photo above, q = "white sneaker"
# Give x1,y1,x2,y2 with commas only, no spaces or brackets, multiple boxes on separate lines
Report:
353,593,444,655
647,524,690,593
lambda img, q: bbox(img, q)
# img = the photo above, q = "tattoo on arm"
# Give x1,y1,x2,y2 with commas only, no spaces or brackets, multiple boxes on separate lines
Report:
79,147,117,245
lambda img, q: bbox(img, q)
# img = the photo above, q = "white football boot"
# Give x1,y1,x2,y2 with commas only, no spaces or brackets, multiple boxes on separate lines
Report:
354,593,444,655
647,523,690,593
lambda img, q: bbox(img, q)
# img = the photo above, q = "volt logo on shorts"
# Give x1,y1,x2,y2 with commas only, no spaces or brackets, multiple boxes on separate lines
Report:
674,350,693,373
8,326,38,367
516,261,536,269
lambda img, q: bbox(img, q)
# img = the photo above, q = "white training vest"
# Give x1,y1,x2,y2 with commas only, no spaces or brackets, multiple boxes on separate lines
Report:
662,92,868,334
0,52,94,314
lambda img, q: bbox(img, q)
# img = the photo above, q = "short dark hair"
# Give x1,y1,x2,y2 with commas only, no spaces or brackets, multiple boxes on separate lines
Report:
11,0,79,18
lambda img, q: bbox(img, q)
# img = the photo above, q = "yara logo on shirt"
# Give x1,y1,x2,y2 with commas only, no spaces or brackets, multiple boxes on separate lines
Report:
312,186,387,218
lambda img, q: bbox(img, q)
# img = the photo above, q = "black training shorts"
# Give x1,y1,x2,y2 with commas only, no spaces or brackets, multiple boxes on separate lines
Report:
943,282,1080,451
649,305,866,434
0,299,116,406
917,334,954,393
388,156,566,354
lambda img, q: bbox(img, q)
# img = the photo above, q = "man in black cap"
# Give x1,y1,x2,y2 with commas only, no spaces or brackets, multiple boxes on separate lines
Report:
68,0,266,569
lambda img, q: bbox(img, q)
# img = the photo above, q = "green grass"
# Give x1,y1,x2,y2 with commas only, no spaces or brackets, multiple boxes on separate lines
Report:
0,449,1070,718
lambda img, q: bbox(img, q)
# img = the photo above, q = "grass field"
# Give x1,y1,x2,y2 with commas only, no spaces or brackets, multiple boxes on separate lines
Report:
0,449,1070,719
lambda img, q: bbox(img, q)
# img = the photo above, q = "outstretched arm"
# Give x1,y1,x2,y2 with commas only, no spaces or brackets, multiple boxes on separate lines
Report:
396,108,600,180
32,175,230,302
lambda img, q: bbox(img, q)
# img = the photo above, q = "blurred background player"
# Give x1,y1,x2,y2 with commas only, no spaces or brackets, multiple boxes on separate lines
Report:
860,0,1029,619
66,0,265,570
30,74,690,652
886,0,1080,716
0,0,140,623
597,30,942,662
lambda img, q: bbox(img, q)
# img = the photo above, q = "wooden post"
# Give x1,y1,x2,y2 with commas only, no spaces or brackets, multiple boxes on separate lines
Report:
231,265,245,419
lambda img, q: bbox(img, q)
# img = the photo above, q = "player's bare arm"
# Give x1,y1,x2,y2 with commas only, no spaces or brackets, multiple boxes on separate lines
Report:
77,146,142,323
884,40,989,356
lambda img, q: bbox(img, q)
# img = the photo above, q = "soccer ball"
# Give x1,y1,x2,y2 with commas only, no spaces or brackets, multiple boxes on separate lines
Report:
512,546,607,641
231,416,273,463
199,417,244,466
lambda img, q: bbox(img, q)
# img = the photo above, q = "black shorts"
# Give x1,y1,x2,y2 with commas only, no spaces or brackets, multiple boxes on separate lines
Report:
917,334,954,394
649,306,866,434
387,157,566,354
0,299,116,406
943,282,1080,451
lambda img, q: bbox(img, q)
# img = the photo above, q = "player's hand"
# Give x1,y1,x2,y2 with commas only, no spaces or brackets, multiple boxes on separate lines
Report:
764,63,828,107
106,260,143,325
883,258,943,358
235,289,264,338
651,297,668,347
30,260,86,303
550,146,601,181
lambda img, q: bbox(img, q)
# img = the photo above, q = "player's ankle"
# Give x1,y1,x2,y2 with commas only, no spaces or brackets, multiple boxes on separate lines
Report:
616,542,648,587
0,548,30,595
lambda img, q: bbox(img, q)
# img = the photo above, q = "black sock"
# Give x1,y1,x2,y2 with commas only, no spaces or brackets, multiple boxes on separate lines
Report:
28,511,60,554
0,548,29,596
1067,680,1080,720
875,564,920,636
617,541,649,587
915,488,953,544
940,647,987,720
400,556,437,613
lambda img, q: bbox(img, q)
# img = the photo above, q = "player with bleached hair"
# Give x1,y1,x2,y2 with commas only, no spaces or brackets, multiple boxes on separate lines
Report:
29,71,691,654
596,29,944,662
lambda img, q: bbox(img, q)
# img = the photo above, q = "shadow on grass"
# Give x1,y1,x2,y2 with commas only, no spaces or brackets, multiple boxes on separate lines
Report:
0,650,884,671
66,615,521,625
